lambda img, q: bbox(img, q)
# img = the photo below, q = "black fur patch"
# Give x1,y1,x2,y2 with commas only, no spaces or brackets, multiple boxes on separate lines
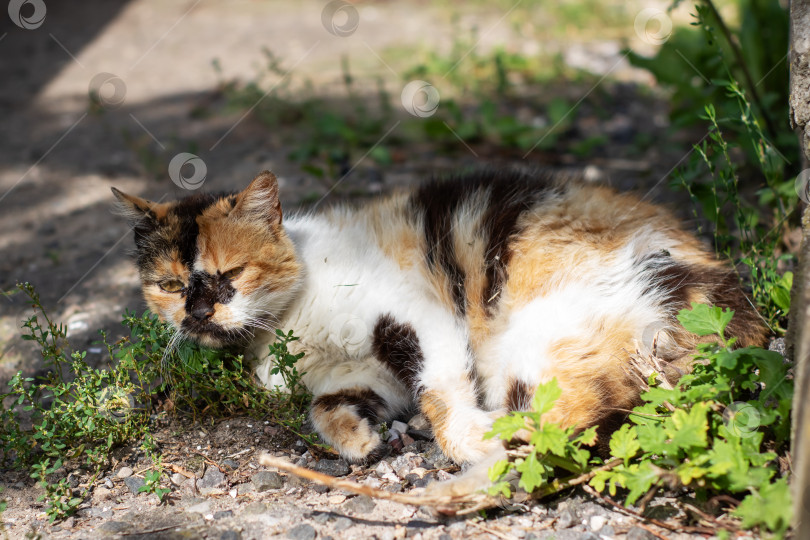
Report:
372,313,424,392
170,193,221,267
312,387,387,421
506,379,534,411
410,169,559,317
642,251,763,346
410,180,469,314
480,174,555,314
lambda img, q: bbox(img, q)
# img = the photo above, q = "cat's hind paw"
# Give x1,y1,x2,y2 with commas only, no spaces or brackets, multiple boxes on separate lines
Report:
310,387,388,464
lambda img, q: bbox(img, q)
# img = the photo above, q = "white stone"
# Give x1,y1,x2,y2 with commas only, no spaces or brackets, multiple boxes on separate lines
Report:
391,420,409,434
186,501,211,514
375,461,394,476
590,515,607,531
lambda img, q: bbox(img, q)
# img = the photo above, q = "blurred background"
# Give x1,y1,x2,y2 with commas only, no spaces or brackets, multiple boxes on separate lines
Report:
0,0,797,382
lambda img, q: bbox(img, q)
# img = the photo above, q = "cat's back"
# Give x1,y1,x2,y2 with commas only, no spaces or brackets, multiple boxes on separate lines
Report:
356,168,762,352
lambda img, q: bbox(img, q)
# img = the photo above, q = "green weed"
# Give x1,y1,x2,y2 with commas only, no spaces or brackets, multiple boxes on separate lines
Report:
0,282,312,521
487,303,793,537
634,1,797,332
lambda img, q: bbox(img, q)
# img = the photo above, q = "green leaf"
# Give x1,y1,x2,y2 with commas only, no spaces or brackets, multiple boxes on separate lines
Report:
530,423,567,456
666,403,709,450
623,461,660,505
531,378,562,416
487,481,512,497
485,413,527,441
635,420,668,455
575,426,598,446
609,424,640,465
677,303,734,338
515,450,546,492
770,272,793,312
734,478,792,535
488,459,512,482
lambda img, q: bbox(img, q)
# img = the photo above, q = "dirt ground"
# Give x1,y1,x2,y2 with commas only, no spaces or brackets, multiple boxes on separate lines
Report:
0,0,723,538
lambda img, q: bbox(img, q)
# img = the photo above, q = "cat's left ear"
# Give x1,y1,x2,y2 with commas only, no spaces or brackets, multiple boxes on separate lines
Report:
232,170,282,227
111,188,171,225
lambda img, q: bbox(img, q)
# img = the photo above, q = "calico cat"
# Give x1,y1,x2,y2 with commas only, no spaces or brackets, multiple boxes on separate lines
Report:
113,168,765,469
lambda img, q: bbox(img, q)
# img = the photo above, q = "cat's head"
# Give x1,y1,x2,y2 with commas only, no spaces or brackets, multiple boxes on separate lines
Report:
113,171,301,348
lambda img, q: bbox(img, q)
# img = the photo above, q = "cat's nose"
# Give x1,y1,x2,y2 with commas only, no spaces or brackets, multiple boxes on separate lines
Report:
191,304,214,321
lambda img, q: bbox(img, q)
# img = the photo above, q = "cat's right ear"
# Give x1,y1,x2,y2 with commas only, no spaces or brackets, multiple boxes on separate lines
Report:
111,188,170,226
232,170,283,227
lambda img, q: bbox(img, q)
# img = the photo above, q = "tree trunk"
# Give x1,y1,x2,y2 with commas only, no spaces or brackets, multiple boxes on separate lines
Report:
789,0,810,534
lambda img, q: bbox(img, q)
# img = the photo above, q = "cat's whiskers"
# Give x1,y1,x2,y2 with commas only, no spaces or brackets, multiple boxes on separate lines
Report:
160,329,187,383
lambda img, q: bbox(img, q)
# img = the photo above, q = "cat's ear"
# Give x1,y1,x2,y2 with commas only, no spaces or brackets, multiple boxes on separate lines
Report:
111,188,170,225
232,170,282,226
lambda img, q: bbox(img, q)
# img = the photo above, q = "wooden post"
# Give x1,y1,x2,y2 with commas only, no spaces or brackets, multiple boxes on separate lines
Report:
789,0,810,533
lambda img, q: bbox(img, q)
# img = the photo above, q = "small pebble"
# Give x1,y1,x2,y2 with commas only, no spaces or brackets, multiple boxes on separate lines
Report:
198,467,226,491
626,527,657,540
221,459,239,470
116,467,133,479
343,495,377,514
99,521,130,533
589,515,607,531
252,471,285,491
557,508,576,529
123,476,145,495
391,420,409,434
186,500,212,514
313,459,350,477
93,487,113,501
407,414,429,431
287,523,317,540
241,502,269,515
104,477,114,489
333,516,353,531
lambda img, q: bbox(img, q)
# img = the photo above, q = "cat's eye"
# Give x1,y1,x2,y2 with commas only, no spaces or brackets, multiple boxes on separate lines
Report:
158,280,185,293
222,266,245,280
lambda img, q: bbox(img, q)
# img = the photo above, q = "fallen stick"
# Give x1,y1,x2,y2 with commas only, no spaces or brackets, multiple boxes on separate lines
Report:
259,454,494,516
